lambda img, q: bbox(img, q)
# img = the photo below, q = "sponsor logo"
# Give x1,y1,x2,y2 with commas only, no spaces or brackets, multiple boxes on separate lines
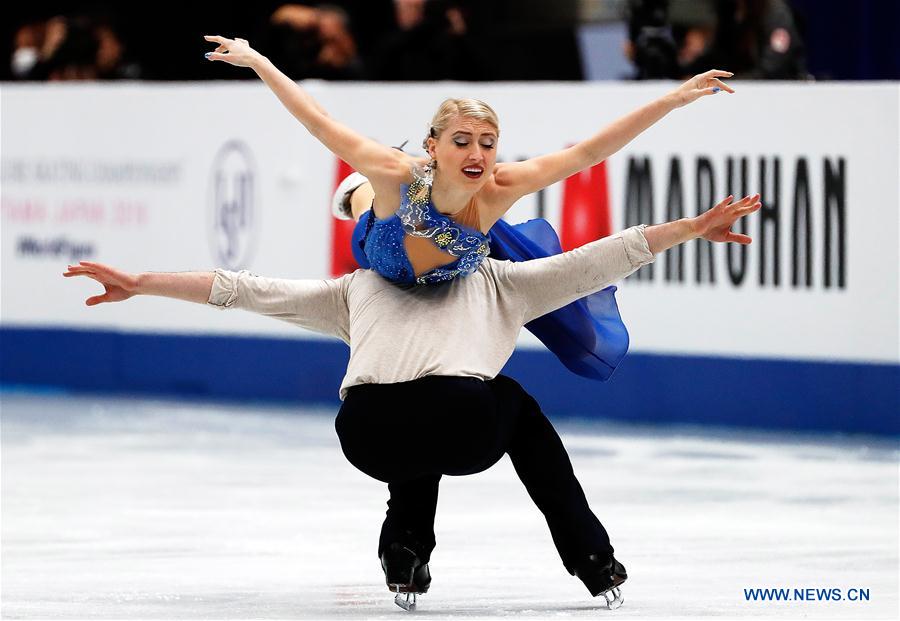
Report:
17,236,94,261
208,141,257,270
328,153,849,290
625,155,847,288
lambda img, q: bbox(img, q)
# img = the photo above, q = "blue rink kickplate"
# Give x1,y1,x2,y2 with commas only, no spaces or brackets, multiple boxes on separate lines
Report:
1,326,898,436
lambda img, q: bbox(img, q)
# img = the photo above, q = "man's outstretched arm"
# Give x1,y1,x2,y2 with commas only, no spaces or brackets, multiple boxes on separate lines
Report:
63,262,213,305
63,263,351,341
504,193,761,322
643,193,759,254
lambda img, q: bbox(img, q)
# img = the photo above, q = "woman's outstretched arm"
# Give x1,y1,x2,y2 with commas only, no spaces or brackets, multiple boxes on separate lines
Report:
204,35,411,183
491,70,735,208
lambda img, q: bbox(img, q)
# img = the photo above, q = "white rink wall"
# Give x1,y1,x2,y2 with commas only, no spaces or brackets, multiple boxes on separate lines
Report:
1,82,898,434
2,81,898,362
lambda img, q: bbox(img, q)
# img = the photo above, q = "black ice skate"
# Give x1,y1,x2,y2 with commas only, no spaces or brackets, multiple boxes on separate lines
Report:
571,554,627,610
380,542,431,611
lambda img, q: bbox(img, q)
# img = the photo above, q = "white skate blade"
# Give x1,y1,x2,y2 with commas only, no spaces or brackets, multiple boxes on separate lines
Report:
602,586,624,610
393,591,417,611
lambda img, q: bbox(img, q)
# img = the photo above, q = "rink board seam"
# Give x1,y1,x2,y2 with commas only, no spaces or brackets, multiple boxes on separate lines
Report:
1,327,897,435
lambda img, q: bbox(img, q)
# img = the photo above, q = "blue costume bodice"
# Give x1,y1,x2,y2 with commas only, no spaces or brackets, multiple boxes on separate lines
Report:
349,176,631,382
357,176,491,285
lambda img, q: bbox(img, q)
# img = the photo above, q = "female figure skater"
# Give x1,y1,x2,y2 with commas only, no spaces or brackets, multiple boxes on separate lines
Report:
203,35,736,381
64,194,760,611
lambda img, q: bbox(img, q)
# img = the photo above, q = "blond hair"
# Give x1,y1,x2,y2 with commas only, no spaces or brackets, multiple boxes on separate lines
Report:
423,98,500,150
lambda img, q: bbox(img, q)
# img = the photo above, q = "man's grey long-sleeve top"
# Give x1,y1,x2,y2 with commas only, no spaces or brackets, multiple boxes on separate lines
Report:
208,225,655,399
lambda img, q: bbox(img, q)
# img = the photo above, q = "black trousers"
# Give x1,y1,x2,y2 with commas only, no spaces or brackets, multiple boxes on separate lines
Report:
334,375,612,571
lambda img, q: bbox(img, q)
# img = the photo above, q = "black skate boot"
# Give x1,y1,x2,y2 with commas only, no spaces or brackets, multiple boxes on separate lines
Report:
380,542,431,611
571,554,627,609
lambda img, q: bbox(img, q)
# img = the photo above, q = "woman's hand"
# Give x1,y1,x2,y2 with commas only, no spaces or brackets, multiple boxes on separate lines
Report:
669,69,735,108
63,261,140,306
204,35,263,68
692,194,761,244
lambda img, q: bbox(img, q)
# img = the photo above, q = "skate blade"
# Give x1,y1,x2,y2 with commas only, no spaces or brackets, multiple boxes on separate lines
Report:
602,586,624,610
393,591,417,611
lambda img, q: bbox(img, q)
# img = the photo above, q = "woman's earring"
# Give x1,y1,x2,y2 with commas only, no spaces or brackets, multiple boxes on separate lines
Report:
419,157,436,184
413,158,436,186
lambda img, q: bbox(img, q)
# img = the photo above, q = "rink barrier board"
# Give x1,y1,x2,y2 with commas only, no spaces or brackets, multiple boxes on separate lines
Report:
3,83,899,365
1,327,897,436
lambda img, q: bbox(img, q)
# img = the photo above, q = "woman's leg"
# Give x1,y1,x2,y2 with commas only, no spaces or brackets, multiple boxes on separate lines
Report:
349,181,375,221
331,172,369,220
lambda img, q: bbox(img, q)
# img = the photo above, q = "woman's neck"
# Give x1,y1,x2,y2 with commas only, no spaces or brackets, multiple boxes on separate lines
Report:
430,173,476,215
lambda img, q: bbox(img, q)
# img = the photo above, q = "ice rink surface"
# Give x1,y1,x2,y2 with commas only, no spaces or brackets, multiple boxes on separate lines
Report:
2,392,897,620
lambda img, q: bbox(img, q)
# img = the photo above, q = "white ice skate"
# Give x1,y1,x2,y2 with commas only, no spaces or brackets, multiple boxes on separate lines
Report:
331,171,369,220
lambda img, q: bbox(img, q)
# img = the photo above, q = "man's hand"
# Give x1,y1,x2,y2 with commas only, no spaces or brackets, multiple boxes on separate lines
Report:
692,194,762,244
643,193,761,254
63,261,140,306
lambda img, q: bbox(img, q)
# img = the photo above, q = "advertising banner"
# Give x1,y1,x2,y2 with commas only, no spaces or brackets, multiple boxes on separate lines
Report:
2,82,898,367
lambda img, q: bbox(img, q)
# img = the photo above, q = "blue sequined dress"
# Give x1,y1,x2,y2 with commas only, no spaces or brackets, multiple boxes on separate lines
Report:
350,175,629,381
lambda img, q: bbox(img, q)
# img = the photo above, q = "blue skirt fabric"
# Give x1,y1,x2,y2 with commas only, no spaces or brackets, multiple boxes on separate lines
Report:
351,210,374,269
352,211,628,381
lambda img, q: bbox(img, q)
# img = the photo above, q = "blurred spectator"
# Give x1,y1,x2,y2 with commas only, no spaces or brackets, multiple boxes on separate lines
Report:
259,3,364,80
625,0,808,80
367,0,485,81
5,1,825,83
94,20,139,79
685,0,808,79
11,20,46,79
10,14,140,81
669,0,718,71
624,0,680,79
